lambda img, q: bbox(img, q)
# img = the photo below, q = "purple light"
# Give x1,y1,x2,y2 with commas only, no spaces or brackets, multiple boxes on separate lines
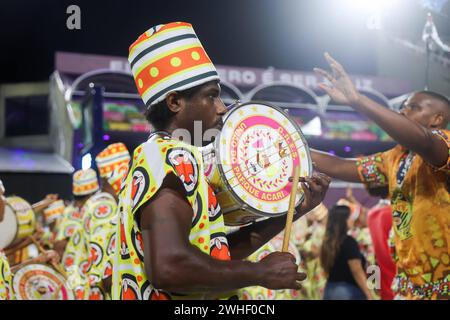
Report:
344,146,352,152
77,143,84,149
103,134,110,141
328,150,336,155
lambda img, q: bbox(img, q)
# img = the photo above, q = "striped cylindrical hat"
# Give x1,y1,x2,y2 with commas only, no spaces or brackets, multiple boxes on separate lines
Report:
128,22,220,108
95,143,130,194
43,199,65,223
73,168,99,196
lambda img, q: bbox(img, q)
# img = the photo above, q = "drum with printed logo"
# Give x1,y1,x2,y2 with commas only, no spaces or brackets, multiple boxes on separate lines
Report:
12,263,74,300
201,102,312,226
0,196,36,249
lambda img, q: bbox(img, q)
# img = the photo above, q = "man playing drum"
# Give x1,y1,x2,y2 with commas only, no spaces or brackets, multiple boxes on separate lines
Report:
0,179,60,300
311,53,450,300
79,143,130,299
54,168,101,299
112,22,330,300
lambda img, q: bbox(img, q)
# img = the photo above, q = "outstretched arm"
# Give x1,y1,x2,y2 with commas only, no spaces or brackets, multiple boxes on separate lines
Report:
310,149,361,182
314,52,448,168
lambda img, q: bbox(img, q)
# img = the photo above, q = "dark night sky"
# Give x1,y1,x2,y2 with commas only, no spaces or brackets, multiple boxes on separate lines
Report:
0,0,447,84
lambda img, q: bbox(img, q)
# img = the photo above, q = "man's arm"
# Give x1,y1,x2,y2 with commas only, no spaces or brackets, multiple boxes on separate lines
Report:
10,250,60,273
140,175,304,294
227,172,331,260
314,52,448,168
310,149,361,182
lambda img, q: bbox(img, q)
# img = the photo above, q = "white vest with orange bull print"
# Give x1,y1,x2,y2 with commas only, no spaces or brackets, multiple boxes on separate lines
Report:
112,135,235,300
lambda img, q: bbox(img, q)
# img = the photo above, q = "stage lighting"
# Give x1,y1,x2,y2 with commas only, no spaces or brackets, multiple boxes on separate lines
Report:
343,0,398,13
82,153,92,170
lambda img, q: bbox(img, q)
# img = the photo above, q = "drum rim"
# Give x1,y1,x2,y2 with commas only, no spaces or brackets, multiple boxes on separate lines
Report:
0,204,19,249
214,100,313,217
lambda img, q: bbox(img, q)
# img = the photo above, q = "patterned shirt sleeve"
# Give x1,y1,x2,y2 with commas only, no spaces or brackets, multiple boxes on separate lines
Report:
356,152,389,189
129,139,201,218
430,129,450,174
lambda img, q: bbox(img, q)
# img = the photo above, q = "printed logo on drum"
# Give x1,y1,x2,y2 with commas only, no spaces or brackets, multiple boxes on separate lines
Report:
131,167,149,210
166,148,198,196
207,185,221,221
121,274,140,300
89,242,103,267
210,232,231,261
131,227,145,261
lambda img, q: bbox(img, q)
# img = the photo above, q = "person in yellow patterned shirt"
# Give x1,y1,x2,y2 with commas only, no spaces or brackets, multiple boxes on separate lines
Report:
112,22,331,300
56,168,100,300
311,53,450,300
0,179,60,300
82,142,130,300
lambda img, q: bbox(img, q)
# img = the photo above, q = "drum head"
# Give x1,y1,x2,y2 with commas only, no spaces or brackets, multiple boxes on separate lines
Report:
0,205,18,249
216,102,312,217
13,264,74,300
6,196,36,240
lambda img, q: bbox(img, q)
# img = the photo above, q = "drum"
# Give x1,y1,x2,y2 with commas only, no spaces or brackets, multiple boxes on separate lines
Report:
202,102,312,226
12,263,74,300
0,196,36,249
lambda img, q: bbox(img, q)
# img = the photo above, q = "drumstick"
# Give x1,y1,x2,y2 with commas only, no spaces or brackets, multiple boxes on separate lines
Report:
282,165,301,253
32,198,55,213
28,235,68,280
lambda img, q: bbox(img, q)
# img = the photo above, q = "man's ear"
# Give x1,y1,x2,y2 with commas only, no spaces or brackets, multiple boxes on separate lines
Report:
166,91,183,113
430,113,444,129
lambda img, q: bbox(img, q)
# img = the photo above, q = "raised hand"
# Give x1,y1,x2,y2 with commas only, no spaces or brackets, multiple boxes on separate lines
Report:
314,52,360,106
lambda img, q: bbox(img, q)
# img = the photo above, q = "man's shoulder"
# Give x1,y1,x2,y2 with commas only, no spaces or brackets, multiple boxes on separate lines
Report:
84,192,117,213
134,137,199,160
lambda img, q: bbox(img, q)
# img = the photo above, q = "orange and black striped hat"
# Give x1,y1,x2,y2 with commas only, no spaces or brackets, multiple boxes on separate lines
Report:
128,22,219,109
